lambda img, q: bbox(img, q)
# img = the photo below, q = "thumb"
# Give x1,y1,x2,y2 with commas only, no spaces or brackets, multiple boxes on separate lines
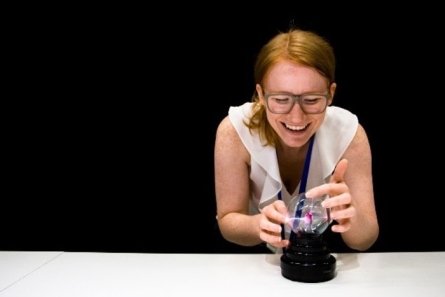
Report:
331,159,348,183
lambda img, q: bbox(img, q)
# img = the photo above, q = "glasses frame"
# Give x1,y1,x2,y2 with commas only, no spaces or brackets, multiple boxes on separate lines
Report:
263,92,331,114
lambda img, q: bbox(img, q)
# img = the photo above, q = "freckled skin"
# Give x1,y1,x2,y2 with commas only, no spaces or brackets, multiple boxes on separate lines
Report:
257,61,332,150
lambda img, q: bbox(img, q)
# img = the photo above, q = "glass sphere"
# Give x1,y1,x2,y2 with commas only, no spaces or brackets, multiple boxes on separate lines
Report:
286,193,331,235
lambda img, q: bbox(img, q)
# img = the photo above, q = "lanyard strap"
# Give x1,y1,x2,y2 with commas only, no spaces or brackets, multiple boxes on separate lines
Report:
277,133,315,199
277,134,315,250
299,134,315,193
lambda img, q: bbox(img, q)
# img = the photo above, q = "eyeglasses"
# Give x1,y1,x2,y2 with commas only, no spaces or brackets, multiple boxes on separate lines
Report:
264,93,330,114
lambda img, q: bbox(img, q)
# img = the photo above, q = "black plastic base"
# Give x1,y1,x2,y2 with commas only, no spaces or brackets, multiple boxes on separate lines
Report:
280,233,336,283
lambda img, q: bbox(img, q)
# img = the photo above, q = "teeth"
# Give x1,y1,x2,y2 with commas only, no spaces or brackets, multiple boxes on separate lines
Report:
285,124,307,131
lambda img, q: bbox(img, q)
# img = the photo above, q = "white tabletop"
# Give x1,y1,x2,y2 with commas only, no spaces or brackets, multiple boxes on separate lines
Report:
1,251,444,297
0,251,63,293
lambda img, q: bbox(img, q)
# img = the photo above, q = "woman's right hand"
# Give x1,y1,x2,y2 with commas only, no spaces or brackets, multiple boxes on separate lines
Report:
258,200,290,249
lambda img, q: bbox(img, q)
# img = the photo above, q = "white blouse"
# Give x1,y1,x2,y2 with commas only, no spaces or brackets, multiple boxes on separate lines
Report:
228,102,358,215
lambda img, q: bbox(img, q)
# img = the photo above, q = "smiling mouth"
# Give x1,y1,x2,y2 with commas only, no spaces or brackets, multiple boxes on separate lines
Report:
284,123,309,131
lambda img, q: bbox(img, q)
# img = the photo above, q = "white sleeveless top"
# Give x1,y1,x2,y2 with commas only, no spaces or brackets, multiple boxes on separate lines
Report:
228,102,358,216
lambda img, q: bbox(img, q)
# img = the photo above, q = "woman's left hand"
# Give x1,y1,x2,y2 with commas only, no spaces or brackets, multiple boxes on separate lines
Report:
305,158,355,233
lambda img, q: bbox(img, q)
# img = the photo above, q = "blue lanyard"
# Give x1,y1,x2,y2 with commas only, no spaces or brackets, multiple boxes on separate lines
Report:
277,134,315,251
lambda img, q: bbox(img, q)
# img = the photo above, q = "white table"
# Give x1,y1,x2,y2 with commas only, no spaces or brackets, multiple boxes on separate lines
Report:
1,251,444,297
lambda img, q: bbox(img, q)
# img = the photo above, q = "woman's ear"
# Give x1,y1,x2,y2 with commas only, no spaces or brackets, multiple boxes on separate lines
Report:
328,82,337,105
256,84,265,105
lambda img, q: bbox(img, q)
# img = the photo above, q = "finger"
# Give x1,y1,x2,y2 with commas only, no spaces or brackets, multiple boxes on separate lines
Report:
259,231,290,247
270,239,290,249
272,199,288,211
321,192,351,208
305,182,348,199
331,220,351,233
331,158,348,183
330,204,355,221
259,228,283,243
262,201,289,224
259,216,282,234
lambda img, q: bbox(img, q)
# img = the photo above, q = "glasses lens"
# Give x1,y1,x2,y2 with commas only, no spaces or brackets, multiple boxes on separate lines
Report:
267,95,294,113
267,94,327,114
300,95,327,114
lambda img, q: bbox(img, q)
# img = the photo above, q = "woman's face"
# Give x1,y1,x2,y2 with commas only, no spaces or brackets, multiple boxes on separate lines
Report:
257,60,335,149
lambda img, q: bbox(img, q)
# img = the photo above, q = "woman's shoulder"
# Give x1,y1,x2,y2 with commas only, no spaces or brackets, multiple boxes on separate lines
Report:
215,115,251,164
324,107,371,161
228,102,254,120
318,106,358,139
216,115,235,136
216,115,244,148
314,106,359,162
325,106,358,124
217,101,254,138
346,123,371,159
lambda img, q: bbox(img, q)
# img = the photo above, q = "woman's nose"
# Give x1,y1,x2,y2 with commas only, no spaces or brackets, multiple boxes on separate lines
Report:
288,101,305,118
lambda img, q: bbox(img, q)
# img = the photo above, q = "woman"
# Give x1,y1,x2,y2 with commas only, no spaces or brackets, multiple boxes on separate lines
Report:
214,28,379,253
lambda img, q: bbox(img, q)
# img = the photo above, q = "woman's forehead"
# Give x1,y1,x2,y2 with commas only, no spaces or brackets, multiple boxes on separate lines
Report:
263,61,329,93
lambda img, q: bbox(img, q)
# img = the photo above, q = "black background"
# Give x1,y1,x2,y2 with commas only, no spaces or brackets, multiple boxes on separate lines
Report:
3,6,444,253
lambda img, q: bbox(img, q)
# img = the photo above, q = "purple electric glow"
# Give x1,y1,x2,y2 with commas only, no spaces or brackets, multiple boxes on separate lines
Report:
305,212,313,225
